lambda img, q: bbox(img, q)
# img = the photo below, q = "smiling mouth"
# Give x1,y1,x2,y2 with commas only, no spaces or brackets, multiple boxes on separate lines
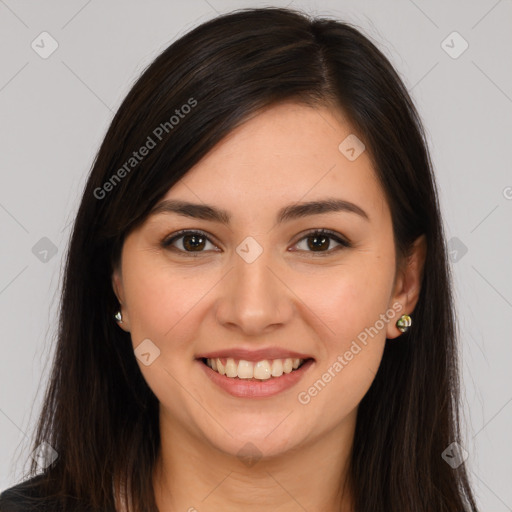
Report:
200,357,312,380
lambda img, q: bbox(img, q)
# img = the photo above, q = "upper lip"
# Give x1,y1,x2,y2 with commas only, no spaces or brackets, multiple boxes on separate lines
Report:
196,348,314,362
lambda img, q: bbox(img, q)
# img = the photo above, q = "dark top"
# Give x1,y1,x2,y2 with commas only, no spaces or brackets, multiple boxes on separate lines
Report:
0,474,64,512
0,475,107,512
1,475,46,512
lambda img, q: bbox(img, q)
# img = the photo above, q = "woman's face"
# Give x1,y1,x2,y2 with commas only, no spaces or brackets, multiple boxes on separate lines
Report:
112,102,424,459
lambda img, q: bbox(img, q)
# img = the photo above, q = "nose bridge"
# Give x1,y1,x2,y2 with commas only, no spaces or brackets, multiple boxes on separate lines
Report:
216,238,292,334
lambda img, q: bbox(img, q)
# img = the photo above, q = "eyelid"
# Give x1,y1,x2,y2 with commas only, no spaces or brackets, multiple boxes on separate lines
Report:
291,228,351,252
161,229,220,251
161,228,351,254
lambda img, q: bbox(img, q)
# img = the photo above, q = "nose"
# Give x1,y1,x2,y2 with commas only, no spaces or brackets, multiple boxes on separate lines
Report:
214,243,294,336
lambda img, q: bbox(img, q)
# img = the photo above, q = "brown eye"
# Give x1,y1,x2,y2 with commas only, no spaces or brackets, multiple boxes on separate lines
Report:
292,229,351,255
162,230,217,253
161,228,351,257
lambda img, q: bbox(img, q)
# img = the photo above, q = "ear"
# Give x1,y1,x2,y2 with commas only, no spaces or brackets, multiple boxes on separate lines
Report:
112,266,131,332
386,234,427,339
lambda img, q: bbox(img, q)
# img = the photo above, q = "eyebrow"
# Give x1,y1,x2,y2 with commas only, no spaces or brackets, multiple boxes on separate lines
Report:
149,197,369,225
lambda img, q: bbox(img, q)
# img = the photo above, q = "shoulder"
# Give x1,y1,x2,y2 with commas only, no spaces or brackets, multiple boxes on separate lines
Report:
0,475,116,512
0,474,61,511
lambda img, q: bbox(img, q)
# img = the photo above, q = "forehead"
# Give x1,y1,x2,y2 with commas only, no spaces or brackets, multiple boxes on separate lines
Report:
161,102,385,221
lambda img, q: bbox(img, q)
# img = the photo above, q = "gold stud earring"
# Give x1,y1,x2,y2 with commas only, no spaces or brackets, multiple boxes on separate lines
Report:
396,314,412,333
114,311,123,324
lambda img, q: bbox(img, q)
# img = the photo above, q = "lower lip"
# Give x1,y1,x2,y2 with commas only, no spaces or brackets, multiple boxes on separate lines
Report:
197,358,315,398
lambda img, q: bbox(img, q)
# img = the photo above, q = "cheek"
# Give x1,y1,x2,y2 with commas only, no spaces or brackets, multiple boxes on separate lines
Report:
123,256,212,343
291,253,394,410
292,254,395,347
122,263,206,406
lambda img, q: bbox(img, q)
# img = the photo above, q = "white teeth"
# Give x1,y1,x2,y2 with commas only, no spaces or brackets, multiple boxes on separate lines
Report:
254,360,272,380
205,357,306,380
216,358,226,375
271,359,283,377
225,358,238,378
237,360,254,379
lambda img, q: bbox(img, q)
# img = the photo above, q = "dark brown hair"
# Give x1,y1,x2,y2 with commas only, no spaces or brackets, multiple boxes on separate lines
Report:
8,6,478,511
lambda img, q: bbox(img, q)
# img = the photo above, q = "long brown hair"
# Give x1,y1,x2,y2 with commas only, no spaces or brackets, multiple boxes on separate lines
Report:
10,7,478,511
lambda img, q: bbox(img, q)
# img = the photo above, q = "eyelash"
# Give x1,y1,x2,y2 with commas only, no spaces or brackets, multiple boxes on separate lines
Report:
161,228,351,257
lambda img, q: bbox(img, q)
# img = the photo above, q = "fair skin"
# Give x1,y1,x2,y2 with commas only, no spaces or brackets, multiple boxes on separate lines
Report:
112,102,426,512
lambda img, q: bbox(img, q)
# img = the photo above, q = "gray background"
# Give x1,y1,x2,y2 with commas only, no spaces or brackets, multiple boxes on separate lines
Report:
1,0,511,509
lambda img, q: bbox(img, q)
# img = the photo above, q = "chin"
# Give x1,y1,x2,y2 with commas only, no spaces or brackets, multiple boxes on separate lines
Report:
199,415,308,461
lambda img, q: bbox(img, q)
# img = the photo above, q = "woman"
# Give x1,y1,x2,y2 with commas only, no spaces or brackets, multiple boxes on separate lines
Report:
0,6,479,511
